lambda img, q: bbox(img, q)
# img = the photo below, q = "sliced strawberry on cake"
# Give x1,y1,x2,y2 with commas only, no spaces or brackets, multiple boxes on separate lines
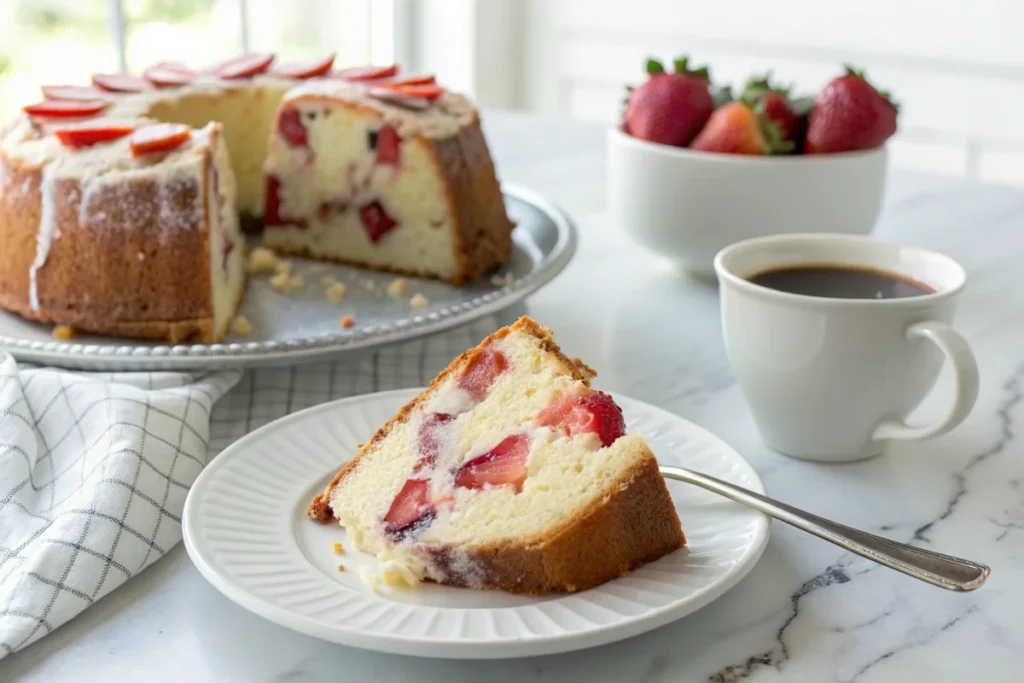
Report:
308,317,685,594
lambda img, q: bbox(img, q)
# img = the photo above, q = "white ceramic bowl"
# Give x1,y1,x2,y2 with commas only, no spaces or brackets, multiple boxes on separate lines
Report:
606,127,888,277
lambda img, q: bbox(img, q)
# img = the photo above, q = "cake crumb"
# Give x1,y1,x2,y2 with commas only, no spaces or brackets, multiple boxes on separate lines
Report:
387,278,407,296
332,542,344,555
230,315,252,335
271,270,304,293
337,564,346,572
490,272,514,287
409,293,429,309
274,258,292,275
362,278,376,291
325,281,347,302
247,247,279,274
52,325,75,341
340,314,355,329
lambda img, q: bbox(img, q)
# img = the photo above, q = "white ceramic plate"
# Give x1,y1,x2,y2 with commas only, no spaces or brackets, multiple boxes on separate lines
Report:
0,185,575,371
183,388,770,659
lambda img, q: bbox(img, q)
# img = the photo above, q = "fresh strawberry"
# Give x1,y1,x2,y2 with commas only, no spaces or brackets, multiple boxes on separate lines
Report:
91,73,153,93
359,200,398,242
129,123,191,156
24,99,110,118
690,102,789,155
277,107,308,148
379,83,444,101
374,124,401,165
53,121,135,148
41,85,109,102
624,56,714,147
383,478,435,538
366,86,430,110
264,175,308,228
741,74,805,153
805,66,898,154
333,64,398,82
458,347,508,400
273,53,335,79
386,73,436,87
215,52,275,80
143,64,196,87
454,434,531,491
535,390,626,447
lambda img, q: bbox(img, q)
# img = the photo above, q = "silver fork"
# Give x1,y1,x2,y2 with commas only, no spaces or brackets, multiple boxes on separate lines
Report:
659,465,990,592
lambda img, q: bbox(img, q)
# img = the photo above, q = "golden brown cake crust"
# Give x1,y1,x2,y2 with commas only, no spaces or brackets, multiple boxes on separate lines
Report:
306,316,684,595
0,127,239,344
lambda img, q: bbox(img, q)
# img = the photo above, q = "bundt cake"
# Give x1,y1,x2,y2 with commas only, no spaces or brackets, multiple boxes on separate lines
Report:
0,54,514,343
308,316,686,595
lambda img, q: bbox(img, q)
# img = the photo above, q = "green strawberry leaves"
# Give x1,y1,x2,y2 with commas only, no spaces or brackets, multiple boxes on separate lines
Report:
671,55,711,81
842,64,901,115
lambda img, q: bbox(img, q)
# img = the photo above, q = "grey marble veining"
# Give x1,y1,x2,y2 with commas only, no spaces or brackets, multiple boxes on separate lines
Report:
2,110,1022,682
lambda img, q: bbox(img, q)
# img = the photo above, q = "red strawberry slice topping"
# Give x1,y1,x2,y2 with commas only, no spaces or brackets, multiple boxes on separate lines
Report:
273,53,335,79
358,200,398,243
91,73,154,93
416,413,454,469
264,175,308,229
277,107,308,148
383,478,436,539
366,86,430,111
53,121,135,148
381,83,444,101
24,99,109,118
143,65,197,87
129,123,192,156
535,390,626,447
385,73,436,87
41,85,109,102
150,60,192,73
215,52,275,80
375,124,400,165
454,434,531,491
458,347,508,400
333,64,398,82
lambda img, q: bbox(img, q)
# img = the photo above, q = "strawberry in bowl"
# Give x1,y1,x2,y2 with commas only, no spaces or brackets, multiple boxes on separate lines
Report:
609,59,898,276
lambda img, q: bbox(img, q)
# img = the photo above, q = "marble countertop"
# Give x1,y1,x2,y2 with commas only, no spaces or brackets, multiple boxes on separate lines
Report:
3,111,1021,682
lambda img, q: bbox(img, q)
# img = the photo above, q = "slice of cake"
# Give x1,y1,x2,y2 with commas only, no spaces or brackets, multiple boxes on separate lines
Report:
262,81,514,285
308,317,685,594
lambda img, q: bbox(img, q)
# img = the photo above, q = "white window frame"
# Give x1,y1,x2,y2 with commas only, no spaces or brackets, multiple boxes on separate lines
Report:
104,0,408,71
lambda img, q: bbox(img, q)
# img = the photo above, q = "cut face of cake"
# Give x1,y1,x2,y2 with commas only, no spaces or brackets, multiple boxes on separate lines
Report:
308,317,686,594
262,82,514,285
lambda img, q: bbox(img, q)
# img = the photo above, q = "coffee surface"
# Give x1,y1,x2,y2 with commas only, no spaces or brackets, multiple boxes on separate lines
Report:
748,265,934,300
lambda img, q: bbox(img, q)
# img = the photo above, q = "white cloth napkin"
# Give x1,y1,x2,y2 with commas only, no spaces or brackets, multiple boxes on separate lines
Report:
0,309,519,659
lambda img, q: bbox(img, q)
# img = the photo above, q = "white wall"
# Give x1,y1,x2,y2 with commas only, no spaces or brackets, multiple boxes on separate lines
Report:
513,0,1024,185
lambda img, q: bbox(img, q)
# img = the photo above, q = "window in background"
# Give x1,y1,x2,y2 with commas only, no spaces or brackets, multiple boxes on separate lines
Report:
1,0,395,120
0,1,118,119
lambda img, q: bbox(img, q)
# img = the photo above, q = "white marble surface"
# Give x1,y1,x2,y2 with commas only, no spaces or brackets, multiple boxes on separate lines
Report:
3,111,1022,681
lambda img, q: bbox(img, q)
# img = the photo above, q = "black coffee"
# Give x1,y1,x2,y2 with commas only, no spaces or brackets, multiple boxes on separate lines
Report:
747,264,934,300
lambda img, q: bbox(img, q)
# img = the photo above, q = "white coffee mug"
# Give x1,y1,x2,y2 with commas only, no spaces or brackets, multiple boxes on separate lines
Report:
714,233,979,462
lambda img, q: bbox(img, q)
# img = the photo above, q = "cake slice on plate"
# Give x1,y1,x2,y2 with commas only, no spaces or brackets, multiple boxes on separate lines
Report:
308,316,685,594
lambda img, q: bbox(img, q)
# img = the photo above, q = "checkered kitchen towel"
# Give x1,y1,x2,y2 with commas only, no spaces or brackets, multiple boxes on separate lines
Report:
0,310,518,658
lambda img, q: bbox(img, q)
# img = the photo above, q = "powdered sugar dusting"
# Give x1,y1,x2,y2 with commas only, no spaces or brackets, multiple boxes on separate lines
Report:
29,166,58,311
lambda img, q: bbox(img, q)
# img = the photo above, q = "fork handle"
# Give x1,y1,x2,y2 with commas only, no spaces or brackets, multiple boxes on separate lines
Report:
659,465,990,592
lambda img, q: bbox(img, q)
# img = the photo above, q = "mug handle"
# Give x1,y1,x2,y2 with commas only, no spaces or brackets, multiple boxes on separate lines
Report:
873,321,980,443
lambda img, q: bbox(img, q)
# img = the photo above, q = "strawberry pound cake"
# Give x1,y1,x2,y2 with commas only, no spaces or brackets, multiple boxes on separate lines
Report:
308,317,686,594
0,54,514,343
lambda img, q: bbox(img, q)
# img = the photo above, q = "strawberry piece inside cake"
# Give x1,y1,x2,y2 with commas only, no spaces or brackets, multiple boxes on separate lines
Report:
308,317,686,594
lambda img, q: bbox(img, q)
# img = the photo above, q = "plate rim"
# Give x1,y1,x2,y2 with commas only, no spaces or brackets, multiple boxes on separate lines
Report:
183,388,771,659
1,184,577,371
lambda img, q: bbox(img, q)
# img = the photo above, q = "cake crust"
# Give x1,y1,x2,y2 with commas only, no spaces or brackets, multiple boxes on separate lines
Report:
308,316,685,595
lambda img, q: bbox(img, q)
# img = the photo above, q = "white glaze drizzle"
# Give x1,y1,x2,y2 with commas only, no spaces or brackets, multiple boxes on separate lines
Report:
29,166,58,311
